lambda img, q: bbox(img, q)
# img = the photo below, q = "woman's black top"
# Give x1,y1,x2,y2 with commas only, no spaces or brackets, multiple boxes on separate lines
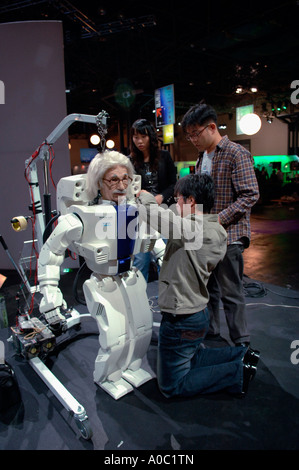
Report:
131,150,177,205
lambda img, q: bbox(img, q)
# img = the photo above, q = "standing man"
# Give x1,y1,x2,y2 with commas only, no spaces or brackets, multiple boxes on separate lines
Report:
181,104,260,348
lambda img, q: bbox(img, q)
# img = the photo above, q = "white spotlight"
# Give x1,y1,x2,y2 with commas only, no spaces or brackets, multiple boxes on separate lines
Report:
106,139,115,149
90,134,100,145
239,113,262,135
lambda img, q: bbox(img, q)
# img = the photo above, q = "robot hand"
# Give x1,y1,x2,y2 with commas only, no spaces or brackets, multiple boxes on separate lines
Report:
39,285,67,331
152,237,166,267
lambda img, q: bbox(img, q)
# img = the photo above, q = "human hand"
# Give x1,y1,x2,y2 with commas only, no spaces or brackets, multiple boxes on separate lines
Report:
137,189,150,197
155,194,164,205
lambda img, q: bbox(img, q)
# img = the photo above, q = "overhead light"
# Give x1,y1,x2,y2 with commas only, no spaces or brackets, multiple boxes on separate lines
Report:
239,113,262,135
90,134,100,145
235,86,258,95
106,139,115,149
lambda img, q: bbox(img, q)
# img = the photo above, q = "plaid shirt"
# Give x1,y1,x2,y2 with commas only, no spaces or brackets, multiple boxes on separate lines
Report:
196,135,259,247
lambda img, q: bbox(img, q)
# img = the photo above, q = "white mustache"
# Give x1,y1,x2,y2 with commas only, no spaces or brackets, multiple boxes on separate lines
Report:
113,190,126,195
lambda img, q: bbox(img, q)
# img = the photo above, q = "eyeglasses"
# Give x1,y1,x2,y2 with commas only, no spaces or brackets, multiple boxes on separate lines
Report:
174,195,185,203
185,125,210,141
103,175,133,188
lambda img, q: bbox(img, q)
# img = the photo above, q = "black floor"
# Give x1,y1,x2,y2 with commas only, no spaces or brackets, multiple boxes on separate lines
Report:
0,202,299,451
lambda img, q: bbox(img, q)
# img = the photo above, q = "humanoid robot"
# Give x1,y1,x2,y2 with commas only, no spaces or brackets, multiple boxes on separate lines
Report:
37,150,164,399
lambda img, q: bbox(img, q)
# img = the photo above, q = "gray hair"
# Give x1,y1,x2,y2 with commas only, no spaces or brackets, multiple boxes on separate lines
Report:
86,150,135,200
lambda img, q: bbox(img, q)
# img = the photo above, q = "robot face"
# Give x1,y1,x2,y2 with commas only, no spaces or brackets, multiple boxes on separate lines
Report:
100,165,131,204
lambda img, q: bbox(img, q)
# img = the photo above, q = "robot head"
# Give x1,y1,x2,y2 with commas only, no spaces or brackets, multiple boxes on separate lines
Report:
56,151,140,214
86,150,135,202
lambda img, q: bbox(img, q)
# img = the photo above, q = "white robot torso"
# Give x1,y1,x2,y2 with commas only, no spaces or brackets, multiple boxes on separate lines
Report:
37,173,157,399
63,201,154,275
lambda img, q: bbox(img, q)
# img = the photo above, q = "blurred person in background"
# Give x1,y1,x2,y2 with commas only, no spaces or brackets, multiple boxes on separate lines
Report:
129,118,177,281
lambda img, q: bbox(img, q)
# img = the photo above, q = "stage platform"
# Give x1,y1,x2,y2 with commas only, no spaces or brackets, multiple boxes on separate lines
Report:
1,202,299,452
0,278,298,451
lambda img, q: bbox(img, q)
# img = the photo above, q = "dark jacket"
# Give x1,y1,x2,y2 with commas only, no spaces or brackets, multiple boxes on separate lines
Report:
132,150,177,205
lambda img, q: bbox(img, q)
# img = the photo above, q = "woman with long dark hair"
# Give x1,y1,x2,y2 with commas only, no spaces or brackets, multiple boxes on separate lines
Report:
129,118,177,280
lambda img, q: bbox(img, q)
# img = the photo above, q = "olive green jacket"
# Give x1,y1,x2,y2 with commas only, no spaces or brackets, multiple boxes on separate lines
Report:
138,192,227,314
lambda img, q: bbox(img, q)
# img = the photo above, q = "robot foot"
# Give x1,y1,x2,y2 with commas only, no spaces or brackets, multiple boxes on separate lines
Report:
122,368,153,388
98,377,134,400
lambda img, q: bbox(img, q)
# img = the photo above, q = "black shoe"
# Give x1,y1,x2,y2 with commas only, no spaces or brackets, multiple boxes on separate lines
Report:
244,347,260,367
242,363,257,395
236,341,250,348
205,333,221,340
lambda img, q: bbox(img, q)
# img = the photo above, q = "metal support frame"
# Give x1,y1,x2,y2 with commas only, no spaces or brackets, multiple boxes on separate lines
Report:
25,112,107,250
15,112,109,439
29,356,93,439
28,309,93,439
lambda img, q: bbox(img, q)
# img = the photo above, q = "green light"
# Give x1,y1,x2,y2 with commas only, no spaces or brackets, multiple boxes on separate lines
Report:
180,167,190,177
253,155,299,175
175,161,196,178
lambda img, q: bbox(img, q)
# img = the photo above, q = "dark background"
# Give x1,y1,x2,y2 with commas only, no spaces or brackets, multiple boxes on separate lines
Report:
1,0,298,131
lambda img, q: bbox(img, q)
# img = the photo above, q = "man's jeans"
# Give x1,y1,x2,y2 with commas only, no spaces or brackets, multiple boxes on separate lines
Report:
133,251,151,282
157,309,245,398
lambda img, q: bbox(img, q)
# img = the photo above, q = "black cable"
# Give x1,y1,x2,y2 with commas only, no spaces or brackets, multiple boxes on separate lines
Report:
72,261,91,306
42,212,60,244
243,274,299,300
243,280,267,298
265,286,299,300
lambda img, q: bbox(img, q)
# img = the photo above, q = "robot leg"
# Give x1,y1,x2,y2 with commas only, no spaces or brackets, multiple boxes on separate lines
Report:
83,274,133,399
120,268,154,387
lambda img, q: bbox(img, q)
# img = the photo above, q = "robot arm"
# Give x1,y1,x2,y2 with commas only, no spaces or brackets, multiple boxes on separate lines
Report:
152,237,166,267
38,213,83,328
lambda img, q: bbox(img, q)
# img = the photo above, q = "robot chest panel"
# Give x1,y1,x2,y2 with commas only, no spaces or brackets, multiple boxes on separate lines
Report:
70,204,139,263
75,205,118,245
